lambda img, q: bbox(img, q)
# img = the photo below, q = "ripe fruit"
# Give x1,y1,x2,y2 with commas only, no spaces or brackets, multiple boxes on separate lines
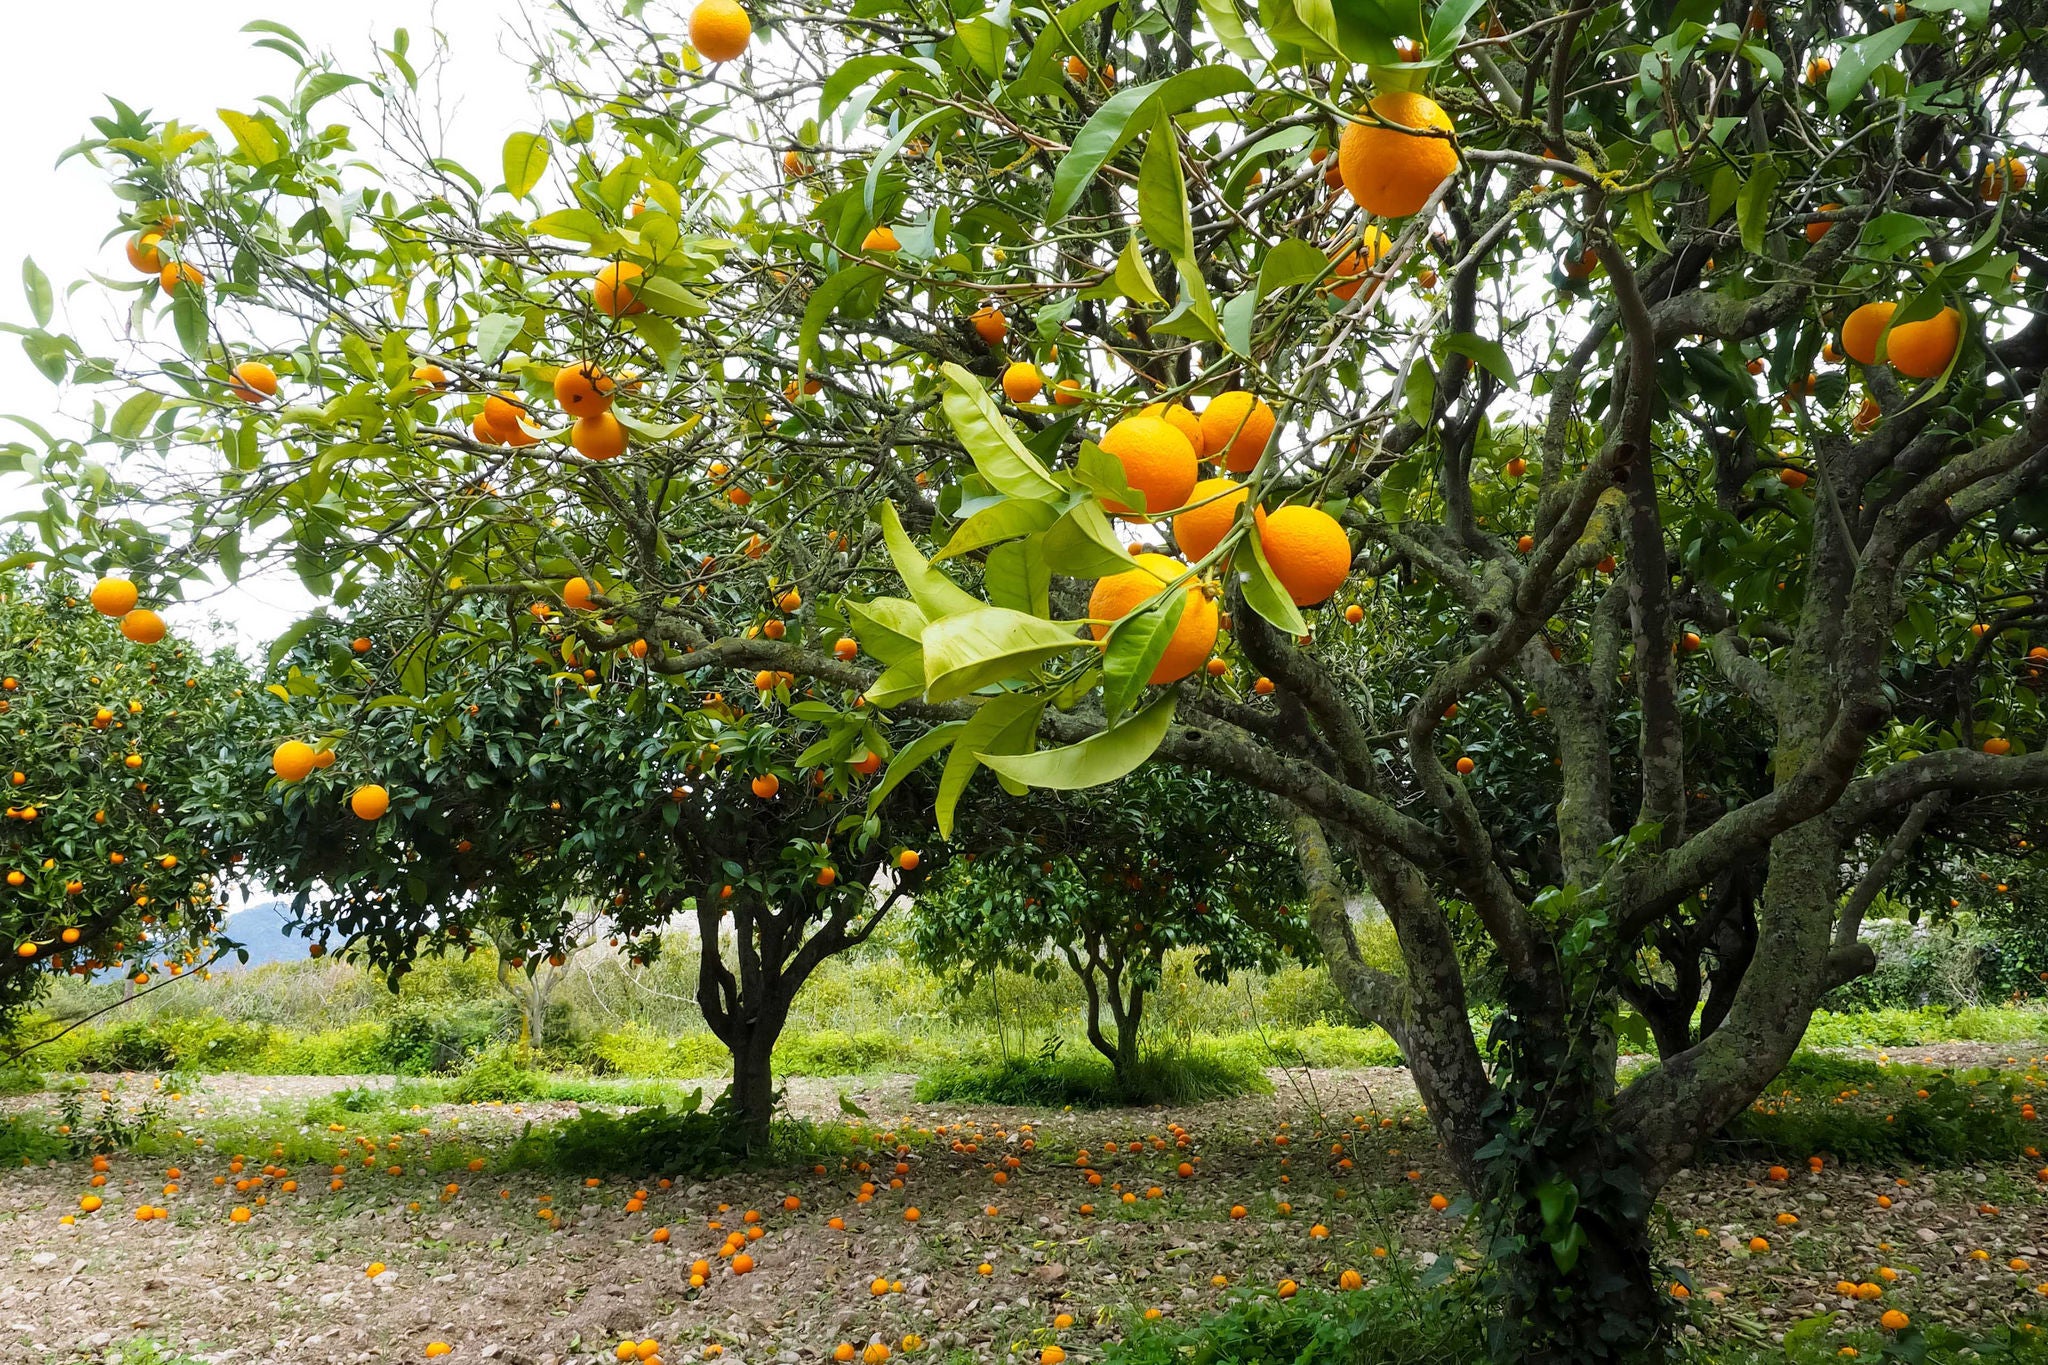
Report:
833,637,859,661
1880,1310,1909,1332
1504,457,1527,478
1001,362,1044,403
1172,478,1249,563
555,362,615,415
1887,306,1962,379
751,773,780,798
817,866,837,887
350,785,390,820
861,225,902,253
1806,203,1842,244
412,363,449,392
120,609,166,644
273,741,317,783
1330,228,1392,302
1983,737,2012,755
1841,301,1897,366
564,578,597,611
898,849,920,871
1200,392,1276,474
1259,506,1352,606
159,262,204,294
594,262,647,317
1455,756,1475,775
483,394,531,443
1981,156,2029,202
229,361,279,403
126,233,164,274
970,305,1007,346
1338,92,1459,219
1139,402,1204,453
90,578,139,617
1052,378,1084,407
1087,555,1219,685
1805,57,1831,84
572,413,629,461
1099,416,1198,518
690,0,752,62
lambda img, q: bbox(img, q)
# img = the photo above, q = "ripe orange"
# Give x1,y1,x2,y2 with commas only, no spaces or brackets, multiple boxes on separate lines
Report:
1338,92,1458,219
751,773,780,798
555,362,615,415
1138,401,1203,453
1805,203,1842,244
483,394,531,443
229,361,279,403
833,637,859,661
1087,555,1218,685
412,363,449,392
90,578,139,617
861,225,901,253
273,741,317,783
1200,391,1275,474
1001,362,1043,403
1981,156,2028,202
159,262,203,294
350,785,390,821
594,262,647,317
1172,478,1249,563
1983,736,2011,755
126,233,164,274
898,849,920,871
970,305,1007,346
690,0,752,61
1099,415,1197,518
1886,306,1961,379
1330,228,1392,302
1840,301,1897,366
1259,506,1351,606
572,413,629,461
120,609,166,644
1052,377,1084,406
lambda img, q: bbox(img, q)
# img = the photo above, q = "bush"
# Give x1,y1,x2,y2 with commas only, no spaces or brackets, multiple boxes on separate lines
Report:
1098,1284,1485,1365
774,1028,928,1076
0,1066,43,1095
915,1045,1269,1108
1825,917,1998,1012
1716,1055,2037,1167
446,1045,545,1103
1801,1004,2048,1050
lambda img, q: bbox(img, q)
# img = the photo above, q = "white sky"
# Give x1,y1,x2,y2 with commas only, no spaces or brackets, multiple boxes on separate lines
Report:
0,0,540,654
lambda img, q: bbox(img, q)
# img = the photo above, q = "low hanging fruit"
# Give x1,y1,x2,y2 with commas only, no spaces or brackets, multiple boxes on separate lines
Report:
1200,392,1275,474
1098,415,1198,518
350,785,390,820
1086,555,1218,685
1259,506,1353,607
272,741,317,783
120,609,167,645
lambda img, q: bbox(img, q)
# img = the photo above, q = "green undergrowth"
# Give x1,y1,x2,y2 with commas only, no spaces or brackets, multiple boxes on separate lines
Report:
1713,1052,2041,1167
1802,1004,2048,1050
915,1044,1272,1108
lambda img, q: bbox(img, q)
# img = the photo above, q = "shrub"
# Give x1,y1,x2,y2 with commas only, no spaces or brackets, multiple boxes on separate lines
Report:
446,1044,545,1103
1717,1055,2037,1167
1824,916,1997,1011
915,1045,1268,1108
588,1025,732,1078
1097,1284,1486,1365
0,1066,43,1096
774,1028,928,1076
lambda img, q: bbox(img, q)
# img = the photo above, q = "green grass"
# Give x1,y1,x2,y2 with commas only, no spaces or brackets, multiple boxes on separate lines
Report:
1801,1004,2048,1050
1713,1052,2040,1167
915,1045,1271,1108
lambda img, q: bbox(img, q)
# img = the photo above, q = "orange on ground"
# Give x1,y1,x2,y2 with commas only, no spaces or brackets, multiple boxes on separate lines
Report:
1338,92,1459,219
1099,416,1197,517
1087,554,1218,686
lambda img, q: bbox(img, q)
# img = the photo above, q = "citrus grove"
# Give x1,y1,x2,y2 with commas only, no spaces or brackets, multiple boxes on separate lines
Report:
2,0,2047,1358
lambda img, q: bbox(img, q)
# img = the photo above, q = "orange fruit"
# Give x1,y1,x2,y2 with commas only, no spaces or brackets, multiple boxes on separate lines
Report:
751,773,780,798
1338,92,1458,219
861,225,901,253
1172,478,1249,563
120,609,166,644
1886,306,1961,379
554,362,615,415
1983,736,2011,755
1139,402,1203,454
572,413,629,461
690,0,752,61
126,233,164,274
272,741,317,783
593,262,647,317
1087,555,1218,685
159,262,203,294
1805,57,1832,84
1259,506,1351,606
229,361,279,403
1805,203,1842,244
1330,228,1392,302
898,849,920,871
970,306,1007,346
1099,416,1197,517
1200,391,1275,474
412,363,449,392
1840,301,1896,366
1052,378,1084,407
1001,362,1043,403
483,394,531,443
90,578,139,617
564,577,598,611
350,785,390,820
1981,156,2028,202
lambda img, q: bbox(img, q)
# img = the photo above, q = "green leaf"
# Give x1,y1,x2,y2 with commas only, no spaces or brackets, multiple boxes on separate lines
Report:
20,258,50,329
821,55,930,124
1826,23,1919,115
528,209,612,244
984,538,1052,616
1069,440,1139,509
935,498,1060,559
1113,235,1163,306
979,693,1178,790
878,501,986,620
850,596,932,667
1427,0,1491,51
799,265,884,375
1138,106,1193,258
1199,0,1263,60
863,659,928,708
1047,81,1162,222
1738,162,1781,258
1042,501,1139,579
1240,524,1310,636
1628,191,1669,254
922,607,1090,703
1858,212,1930,259
1221,290,1257,357
1256,238,1329,297
109,391,161,441
474,312,522,365
867,720,966,811
1015,0,1124,95
939,362,1064,501
952,15,1010,79
937,694,1043,836
502,131,551,198
1440,332,1517,389
1100,584,1187,723
216,109,280,165
865,108,949,218
171,287,207,358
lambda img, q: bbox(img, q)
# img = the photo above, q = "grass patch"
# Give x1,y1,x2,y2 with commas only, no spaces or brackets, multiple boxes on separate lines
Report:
1801,1004,2048,1050
1714,1053,2038,1166
915,1045,1270,1108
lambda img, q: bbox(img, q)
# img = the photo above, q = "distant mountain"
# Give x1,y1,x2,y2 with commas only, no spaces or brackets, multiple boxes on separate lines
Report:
216,899,304,971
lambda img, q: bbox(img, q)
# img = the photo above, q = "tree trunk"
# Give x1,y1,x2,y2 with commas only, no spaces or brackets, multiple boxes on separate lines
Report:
1486,1182,1665,1365
725,1028,779,1145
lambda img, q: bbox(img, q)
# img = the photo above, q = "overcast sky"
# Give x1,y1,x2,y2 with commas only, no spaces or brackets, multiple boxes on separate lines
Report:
0,1,541,654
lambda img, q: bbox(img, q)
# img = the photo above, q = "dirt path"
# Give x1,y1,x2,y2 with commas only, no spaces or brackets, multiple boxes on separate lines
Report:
1,1054,2042,1365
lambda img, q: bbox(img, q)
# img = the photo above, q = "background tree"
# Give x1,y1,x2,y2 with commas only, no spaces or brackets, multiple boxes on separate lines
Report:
0,564,251,1031
913,767,1309,1084
9,0,2048,1357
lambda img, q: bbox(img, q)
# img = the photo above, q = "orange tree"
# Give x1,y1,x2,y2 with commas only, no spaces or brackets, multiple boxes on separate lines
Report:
911,766,1308,1084
207,604,939,1140
0,562,252,1029
10,0,2048,1355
